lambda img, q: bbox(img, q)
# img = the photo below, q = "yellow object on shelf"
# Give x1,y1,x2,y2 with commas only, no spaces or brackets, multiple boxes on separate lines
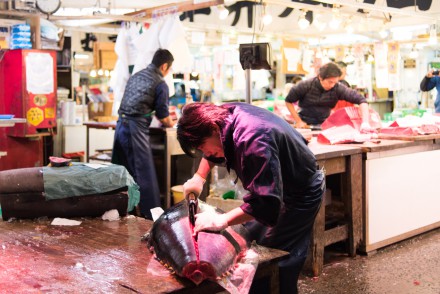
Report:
171,185,184,204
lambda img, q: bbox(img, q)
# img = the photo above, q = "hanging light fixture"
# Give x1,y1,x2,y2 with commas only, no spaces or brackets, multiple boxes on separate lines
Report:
329,5,341,30
298,10,310,30
409,44,419,59
217,5,229,20
329,16,341,29
262,4,273,25
379,29,389,39
428,23,437,45
313,13,327,31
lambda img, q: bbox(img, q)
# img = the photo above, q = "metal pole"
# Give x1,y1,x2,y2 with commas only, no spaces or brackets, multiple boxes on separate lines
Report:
245,68,252,104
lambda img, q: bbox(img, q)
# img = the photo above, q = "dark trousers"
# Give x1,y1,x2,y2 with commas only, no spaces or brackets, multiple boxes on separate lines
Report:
112,117,160,219
247,170,325,294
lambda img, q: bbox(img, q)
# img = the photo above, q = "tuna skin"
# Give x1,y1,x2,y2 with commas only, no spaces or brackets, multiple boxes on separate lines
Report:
148,200,250,285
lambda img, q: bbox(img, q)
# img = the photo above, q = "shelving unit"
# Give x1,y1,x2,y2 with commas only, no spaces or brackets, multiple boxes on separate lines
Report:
0,118,27,158
56,36,73,99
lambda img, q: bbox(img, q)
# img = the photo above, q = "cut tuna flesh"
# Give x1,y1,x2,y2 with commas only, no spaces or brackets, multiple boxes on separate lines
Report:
318,125,378,144
146,200,250,285
379,127,417,136
321,106,382,131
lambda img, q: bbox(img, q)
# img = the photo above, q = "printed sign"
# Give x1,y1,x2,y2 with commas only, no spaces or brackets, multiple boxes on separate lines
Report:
27,107,44,126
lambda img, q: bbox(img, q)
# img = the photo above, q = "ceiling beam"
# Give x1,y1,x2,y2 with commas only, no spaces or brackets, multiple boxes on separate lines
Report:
126,0,224,19
312,0,438,21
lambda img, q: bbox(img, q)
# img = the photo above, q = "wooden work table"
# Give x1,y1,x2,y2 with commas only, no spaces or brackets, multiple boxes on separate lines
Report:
0,217,288,293
306,140,364,276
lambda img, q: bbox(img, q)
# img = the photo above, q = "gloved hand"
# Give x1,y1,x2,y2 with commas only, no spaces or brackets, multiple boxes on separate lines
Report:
183,173,206,200
194,211,228,234
360,122,375,134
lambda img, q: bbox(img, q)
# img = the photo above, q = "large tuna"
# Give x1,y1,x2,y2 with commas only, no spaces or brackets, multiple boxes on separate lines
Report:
146,200,250,285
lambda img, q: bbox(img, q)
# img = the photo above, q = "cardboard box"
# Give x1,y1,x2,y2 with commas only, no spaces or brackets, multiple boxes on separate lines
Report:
206,195,243,212
88,102,113,119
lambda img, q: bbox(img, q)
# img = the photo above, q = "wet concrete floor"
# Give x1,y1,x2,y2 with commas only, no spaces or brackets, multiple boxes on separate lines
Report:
298,228,440,294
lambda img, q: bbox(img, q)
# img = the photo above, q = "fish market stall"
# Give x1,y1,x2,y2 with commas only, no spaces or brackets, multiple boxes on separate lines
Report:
351,138,440,253
306,106,440,254
0,216,288,293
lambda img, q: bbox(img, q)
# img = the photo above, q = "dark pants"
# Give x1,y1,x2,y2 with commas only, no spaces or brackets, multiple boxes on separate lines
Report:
112,116,160,219
247,170,325,294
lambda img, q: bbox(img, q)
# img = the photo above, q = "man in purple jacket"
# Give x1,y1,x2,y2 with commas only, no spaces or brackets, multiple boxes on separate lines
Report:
177,102,325,294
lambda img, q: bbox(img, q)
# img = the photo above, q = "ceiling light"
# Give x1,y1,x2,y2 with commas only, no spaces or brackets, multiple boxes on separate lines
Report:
313,13,327,31
379,29,388,39
345,24,354,34
409,45,419,59
218,5,229,20
262,13,273,25
298,11,310,30
329,16,341,30
429,24,437,45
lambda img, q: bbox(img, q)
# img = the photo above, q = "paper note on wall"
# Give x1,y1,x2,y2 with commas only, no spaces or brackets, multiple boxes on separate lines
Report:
374,42,389,89
26,52,54,94
284,48,300,72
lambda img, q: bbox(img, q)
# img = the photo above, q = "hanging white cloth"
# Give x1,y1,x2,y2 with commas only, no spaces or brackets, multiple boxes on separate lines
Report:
129,16,193,98
159,15,192,73
110,23,140,115
132,20,162,75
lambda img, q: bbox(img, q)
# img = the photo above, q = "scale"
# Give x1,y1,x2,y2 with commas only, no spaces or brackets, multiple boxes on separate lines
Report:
239,43,272,104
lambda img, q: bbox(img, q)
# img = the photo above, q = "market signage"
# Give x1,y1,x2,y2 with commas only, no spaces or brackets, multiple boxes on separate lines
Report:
179,0,438,31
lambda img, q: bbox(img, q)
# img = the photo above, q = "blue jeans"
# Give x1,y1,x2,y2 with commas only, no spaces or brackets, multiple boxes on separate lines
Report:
112,116,160,219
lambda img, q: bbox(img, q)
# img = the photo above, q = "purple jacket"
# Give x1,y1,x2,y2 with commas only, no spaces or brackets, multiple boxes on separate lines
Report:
219,103,322,226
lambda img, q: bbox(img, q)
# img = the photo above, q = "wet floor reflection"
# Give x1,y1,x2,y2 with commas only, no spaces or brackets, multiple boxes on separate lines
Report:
298,228,440,294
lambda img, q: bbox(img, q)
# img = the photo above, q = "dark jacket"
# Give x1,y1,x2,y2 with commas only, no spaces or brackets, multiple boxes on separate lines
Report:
420,76,440,113
285,77,367,124
219,103,321,226
118,64,169,119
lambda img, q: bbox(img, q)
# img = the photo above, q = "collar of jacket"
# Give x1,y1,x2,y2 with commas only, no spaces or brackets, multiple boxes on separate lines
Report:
147,63,164,79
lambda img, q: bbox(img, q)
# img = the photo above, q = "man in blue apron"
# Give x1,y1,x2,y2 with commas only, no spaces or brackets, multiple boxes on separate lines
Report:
112,49,175,219
177,102,325,294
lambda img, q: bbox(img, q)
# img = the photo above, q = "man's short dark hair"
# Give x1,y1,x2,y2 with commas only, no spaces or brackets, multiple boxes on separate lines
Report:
177,103,229,157
151,48,174,68
319,62,342,79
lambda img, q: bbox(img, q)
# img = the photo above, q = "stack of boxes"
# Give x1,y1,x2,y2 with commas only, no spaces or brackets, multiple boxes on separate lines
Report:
10,24,32,50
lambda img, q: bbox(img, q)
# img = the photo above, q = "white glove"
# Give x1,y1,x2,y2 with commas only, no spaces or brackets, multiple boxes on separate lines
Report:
194,211,228,233
183,173,206,199
360,122,374,134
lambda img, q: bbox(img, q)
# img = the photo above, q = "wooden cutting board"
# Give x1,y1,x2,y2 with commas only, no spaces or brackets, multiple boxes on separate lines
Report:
378,133,440,141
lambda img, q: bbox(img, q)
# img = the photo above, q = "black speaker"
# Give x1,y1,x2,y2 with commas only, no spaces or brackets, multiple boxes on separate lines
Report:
239,43,272,70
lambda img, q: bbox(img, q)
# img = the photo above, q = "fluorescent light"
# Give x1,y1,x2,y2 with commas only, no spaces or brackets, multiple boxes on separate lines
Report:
262,13,273,25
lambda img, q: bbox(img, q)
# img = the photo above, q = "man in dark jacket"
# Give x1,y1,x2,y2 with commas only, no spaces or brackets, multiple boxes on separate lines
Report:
285,62,372,131
177,102,325,294
420,69,440,113
112,48,175,219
